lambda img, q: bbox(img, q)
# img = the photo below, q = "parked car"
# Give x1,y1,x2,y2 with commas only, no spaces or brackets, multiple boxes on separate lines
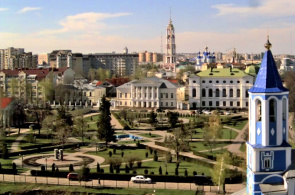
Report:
67,173,79,180
224,111,231,115
131,175,152,183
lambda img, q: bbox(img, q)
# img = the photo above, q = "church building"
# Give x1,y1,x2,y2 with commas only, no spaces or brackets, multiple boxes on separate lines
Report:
247,37,295,195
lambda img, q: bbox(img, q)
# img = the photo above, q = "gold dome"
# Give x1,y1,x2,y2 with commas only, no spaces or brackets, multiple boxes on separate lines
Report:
264,35,272,50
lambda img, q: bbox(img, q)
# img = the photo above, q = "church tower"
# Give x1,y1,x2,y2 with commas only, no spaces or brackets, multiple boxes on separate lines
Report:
246,36,292,194
165,19,176,64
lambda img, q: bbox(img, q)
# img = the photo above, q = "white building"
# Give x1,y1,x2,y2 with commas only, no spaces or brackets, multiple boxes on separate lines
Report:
279,58,295,73
115,77,177,109
188,67,254,110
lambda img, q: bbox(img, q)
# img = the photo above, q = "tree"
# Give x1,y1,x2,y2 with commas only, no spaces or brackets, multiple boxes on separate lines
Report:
54,106,73,148
282,71,295,111
167,111,178,128
148,110,157,126
12,99,26,135
97,96,115,147
203,111,223,152
212,152,232,193
165,124,190,161
42,115,56,139
39,75,55,105
73,110,88,144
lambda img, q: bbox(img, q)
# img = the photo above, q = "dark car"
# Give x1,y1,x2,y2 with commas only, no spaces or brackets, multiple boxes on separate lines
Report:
67,173,79,180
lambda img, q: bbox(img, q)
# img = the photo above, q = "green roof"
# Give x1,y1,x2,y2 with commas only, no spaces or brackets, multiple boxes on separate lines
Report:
197,68,249,77
245,64,260,76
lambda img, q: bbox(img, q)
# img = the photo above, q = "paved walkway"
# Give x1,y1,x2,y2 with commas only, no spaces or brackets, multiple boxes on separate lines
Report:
226,123,248,158
10,128,31,152
111,113,123,129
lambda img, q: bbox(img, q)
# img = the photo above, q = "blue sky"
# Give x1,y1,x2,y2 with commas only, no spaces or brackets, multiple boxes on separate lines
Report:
0,0,294,54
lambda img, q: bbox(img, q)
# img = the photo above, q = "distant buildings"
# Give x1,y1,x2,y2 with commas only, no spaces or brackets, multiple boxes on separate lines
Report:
0,47,37,70
195,47,216,70
138,51,163,63
279,58,295,72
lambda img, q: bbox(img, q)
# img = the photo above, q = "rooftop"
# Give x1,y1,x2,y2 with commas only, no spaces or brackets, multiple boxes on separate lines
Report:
196,67,251,78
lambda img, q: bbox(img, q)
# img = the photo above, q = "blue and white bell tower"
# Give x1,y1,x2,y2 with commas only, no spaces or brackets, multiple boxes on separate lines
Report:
246,36,292,194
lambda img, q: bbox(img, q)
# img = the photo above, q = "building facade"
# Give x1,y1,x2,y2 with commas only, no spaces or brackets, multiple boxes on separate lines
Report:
163,18,176,72
188,67,254,110
246,37,293,194
115,77,177,109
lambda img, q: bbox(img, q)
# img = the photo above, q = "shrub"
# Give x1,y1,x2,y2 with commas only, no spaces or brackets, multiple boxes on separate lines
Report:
0,162,1,170
153,154,158,162
166,152,172,163
125,155,138,169
136,161,142,168
116,167,120,173
145,152,148,158
159,166,162,175
176,162,180,168
193,171,197,176
108,157,122,171
109,151,112,157
125,165,129,173
136,141,141,147
51,163,55,172
12,163,16,170
30,170,36,176
96,163,100,172
55,167,59,173
2,143,8,159
144,169,148,174
184,169,188,177
165,171,168,175
113,148,116,154
109,163,113,173
154,150,157,155
121,152,124,157
175,168,178,176
150,172,154,175
132,170,137,174
100,168,104,173
149,148,153,155
41,165,45,171
69,164,74,172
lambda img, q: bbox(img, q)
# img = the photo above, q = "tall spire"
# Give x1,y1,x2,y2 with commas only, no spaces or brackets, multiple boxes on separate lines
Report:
170,6,172,21
264,35,272,51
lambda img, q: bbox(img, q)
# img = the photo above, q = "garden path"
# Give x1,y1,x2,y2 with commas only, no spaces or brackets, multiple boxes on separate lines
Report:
10,128,31,152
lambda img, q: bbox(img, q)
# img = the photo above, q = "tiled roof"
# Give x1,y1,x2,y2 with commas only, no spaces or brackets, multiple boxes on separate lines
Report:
249,50,288,93
96,81,103,86
0,97,13,109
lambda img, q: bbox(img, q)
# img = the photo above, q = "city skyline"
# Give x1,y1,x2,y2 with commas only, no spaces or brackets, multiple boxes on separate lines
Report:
0,0,294,55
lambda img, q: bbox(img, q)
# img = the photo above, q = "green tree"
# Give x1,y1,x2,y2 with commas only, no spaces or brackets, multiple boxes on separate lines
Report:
148,110,157,126
283,71,295,111
39,75,54,105
42,115,55,139
10,78,18,97
97,96,115,147
73,111,88,145
54,106,73,148
167,111,178,128
203,111,223,152
12,99,26,134
212,152,232,193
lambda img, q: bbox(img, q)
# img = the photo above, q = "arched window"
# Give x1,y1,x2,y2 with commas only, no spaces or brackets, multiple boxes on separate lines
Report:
222,89,226,97
230,89,233,97
209,89,213,97
192,88,196,97
283,98,287,121
193,80,196,83
209,80,212,83
269,99,276,122
192,102,197,109
256,99,262,122
237,89,240,97
202,88,206,97
216,89,220,97
202,80,205,83
216,80,219,83
230,80,233,84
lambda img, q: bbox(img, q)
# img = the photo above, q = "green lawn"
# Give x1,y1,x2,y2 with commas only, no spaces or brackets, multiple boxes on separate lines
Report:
221,128,238,140
0,182,196,195
138,133,162,138
84,114,100,122
224,120,248,130
240,143,246,152
190,142,228,152
201,149,228,158
117,140,150,144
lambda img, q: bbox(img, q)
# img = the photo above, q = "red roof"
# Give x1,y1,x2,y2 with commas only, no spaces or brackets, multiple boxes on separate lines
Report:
167,79,178,84
96,81,103,86
105,77,129,87
0,97,13,109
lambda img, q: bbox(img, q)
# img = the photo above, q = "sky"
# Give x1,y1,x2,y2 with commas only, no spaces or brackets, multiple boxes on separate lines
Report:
0,0,294,55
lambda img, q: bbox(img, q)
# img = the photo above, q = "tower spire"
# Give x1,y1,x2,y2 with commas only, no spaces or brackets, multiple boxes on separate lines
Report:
264,35,272,51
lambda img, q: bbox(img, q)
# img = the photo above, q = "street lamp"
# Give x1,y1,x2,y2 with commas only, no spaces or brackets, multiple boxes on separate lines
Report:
19,154,24,168
43,155,48,171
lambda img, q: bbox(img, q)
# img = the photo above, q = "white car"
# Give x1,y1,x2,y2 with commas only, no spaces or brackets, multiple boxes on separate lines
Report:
131,175,152,183
224,111,231,115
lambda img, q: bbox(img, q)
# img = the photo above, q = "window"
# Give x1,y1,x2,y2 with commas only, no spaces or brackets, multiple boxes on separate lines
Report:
269,99,276,122
120,101,122,105
223,89,226,97
209,89,213,97
216,101,219,106
171,102,173,106
246,89,249,98
166,93,168,98
125,93,127,98
246,101,249,107
202,88,206,97
246,81,249,83
192,88,196,97
230,101,233,106
223,80,226,83
209,80,212,83
237,89,240,97
216,80,219,83
202,101,205,106
120,93,122,98
171,93,173,98
193,80,196,83
209,101,212,106
237,101,240,106
237,81,240,83
125,102,127,106
230,89,233,97
161,102,163,106
202,80,205,83
230,80,233,84
166,102,168,106
223,101,226,106
145,93,147,98
264,159,271,169
256,100,261,121
216,89,220,97
161,93,163,98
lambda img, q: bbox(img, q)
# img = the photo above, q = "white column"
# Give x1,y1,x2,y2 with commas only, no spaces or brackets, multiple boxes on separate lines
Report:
157,87,160,99
277,99,282,145
141,87,144,100
152,87,154,100
262,100,268,146
131,86,133,99
147,87,150,100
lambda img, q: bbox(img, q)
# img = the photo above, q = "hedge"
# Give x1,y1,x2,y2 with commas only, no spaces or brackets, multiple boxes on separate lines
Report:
0,169,17,175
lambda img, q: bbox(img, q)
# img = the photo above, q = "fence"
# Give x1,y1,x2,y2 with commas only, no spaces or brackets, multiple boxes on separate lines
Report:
0,174,244,193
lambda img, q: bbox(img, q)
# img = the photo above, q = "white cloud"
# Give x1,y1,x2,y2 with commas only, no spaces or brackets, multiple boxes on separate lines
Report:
0,8,8,11
18,7,41,14
212,0,295,17
38,12,132,35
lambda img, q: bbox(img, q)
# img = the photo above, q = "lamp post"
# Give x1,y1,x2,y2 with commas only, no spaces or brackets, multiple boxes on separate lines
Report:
19,154,24,168
43,155,48,171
